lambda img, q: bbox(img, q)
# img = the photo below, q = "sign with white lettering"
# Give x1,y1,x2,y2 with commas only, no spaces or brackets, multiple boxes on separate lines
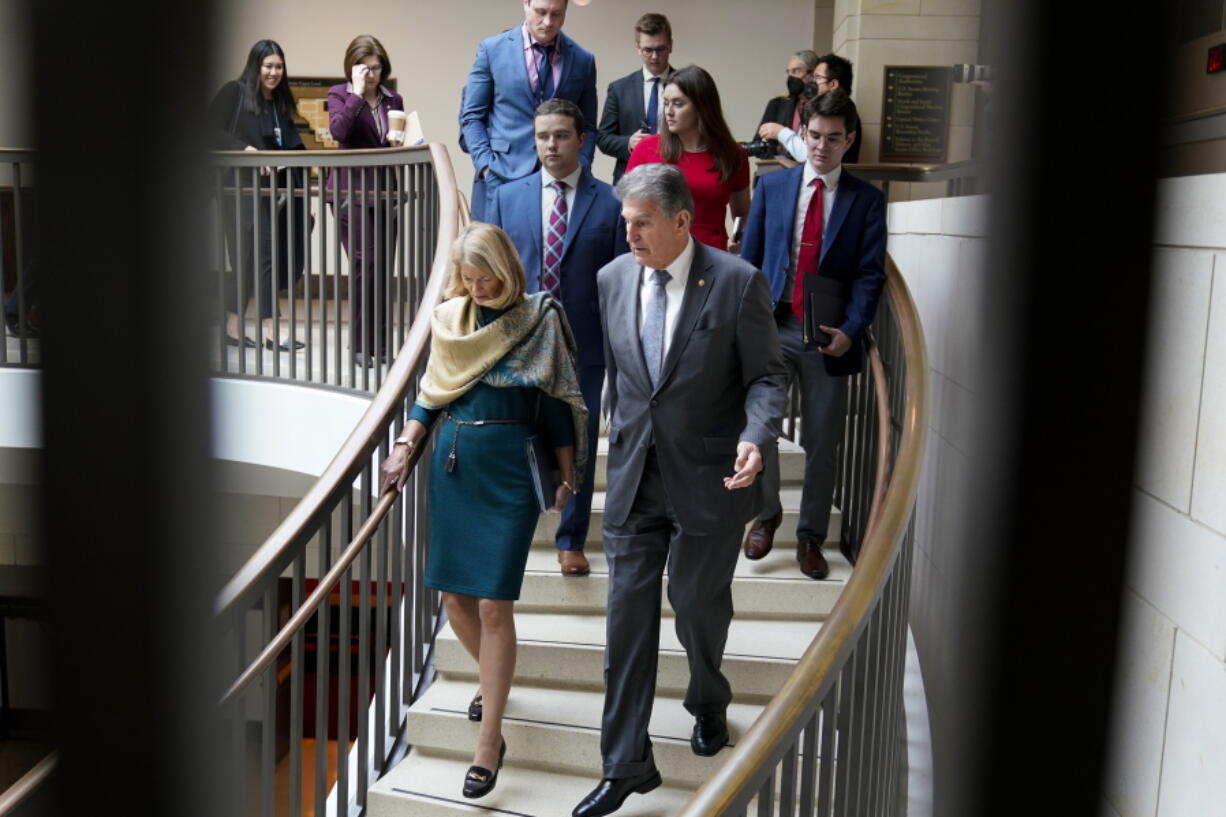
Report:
880,66,952,163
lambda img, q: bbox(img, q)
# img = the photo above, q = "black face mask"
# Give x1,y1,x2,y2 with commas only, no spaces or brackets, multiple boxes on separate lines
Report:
787,76,821,99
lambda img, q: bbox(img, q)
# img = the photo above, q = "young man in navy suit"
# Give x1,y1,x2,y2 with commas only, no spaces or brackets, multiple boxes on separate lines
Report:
739,90,886,579
489,98,627,576
462,0,599,221
596,13,674,184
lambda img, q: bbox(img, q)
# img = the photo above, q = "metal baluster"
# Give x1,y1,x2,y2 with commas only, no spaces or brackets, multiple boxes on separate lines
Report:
755,768,775,817
780,738,798,815
214,170,228,368
372,168,383,390
357,467,373,804
287,168,299,382
252,166,264,374
358,171,369,390
261,588,276,817
800,709,819,815
232,621,248,815
389,415,405,731
314,516,333,817
849,621,873,816
290,552,305,817
317,168,328,386
817,686,837,816
270,169,281,378
337,501,353,814
375,445,391,767
833,650,856,816
11,163,26,363
864,600,885,816
335,168,345,387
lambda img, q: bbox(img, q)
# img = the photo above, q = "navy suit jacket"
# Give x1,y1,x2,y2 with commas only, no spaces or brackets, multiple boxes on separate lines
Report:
490,167,627,368
741,165,886,376
597,68,670,183
461,27,598,184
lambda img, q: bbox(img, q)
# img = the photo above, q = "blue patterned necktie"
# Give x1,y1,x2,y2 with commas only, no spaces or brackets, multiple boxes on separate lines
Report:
646,77,660,133
641,268,671,387
542,180,568,297
533,43,555,104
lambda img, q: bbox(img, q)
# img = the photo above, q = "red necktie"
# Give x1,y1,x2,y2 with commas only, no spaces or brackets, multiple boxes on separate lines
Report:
792,177,825,321
790,102,802,133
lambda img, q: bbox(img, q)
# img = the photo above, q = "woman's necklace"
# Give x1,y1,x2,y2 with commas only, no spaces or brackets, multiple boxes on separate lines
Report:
366,92,384,139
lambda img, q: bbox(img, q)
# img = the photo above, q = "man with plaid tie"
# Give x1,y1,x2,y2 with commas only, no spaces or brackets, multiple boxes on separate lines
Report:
490,98,627,577
739,90,886,579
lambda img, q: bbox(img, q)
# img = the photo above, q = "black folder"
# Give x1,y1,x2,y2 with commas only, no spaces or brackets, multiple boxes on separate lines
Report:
802,275,849,348
525,434,559,513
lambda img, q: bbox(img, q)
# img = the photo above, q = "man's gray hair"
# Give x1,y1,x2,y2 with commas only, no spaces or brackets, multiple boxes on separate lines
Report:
793,49,819,72
614,164,694,219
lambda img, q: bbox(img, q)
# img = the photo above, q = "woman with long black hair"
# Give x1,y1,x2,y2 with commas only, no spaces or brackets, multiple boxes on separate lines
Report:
209,39,311,350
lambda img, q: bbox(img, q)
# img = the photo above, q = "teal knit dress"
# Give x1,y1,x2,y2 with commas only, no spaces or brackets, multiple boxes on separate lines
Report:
410,306,575,601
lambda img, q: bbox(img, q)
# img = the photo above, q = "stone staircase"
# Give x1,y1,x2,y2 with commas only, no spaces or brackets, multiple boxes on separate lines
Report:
368,437,847,817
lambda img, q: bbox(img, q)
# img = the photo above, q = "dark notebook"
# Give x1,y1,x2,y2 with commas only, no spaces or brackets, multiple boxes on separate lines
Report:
525,434,559,513
803,275,849,348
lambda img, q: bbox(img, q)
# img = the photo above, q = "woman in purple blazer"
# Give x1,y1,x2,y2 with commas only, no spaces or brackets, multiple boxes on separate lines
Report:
327,35,406,365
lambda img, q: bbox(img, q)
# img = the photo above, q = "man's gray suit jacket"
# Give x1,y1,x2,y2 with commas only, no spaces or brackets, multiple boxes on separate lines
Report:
597,241,787,535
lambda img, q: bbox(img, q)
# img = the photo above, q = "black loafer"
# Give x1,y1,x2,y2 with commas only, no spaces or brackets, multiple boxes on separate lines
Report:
225,334,257,348
691,711,729,756
468,693,483,722
265,337,305,352
462,738,506,799
572,769,662,817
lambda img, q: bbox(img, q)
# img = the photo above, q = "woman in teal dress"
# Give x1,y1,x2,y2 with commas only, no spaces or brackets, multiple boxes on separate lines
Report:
379,222,587,799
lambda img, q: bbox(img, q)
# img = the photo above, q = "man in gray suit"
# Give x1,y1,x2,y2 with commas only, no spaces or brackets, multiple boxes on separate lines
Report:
572,164,787,817
595,13,674,183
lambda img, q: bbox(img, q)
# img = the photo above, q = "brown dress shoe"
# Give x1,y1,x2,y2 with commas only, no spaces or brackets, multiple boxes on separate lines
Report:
742,512,783,560
558,549,591,576
797,537,830,580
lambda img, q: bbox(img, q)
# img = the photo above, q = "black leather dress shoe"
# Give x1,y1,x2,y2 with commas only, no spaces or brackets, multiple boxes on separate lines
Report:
572,769,662,817
225,334,257,348
467,692,482,722
691,712,729,756
462,738,506,799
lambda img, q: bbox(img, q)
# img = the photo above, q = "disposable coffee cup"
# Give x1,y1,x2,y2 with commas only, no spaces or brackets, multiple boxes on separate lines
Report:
387,110,407,144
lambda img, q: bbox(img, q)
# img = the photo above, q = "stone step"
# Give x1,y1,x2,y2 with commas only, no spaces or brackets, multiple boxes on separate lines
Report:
434,610,820,701
533,488,841,549
516,545,851,618
368,747,696,817
401,678,763,788
590,436,808,491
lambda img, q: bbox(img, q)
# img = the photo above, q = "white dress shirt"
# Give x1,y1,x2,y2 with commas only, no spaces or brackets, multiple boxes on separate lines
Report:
638,236,695,358
783,163,842,301
641,67,667,130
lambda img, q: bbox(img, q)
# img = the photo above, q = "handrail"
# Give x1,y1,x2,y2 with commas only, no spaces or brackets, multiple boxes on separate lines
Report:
214,141,456,620
0,751,56,815
676,254,928,815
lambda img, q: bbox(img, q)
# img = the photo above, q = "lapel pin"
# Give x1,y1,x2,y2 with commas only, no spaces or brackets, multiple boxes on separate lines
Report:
698,279,706,287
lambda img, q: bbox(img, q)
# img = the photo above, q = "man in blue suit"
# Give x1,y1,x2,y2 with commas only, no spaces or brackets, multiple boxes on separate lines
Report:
462,0,599,222
490,98,627,576
740,90,886,579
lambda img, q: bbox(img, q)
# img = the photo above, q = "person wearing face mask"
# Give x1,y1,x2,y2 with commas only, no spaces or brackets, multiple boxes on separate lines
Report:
756,52,861,164
209,39,311,351
327,35,407,366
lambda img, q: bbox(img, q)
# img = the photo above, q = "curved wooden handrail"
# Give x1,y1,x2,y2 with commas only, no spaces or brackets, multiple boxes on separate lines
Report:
213,142,458,622
0,752,56,815
676,254,928,815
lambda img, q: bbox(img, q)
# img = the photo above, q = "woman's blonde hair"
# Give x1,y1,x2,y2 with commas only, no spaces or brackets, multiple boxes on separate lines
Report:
443,222,526,310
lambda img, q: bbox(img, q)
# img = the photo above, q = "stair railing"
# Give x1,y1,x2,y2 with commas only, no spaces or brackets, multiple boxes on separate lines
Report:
678,254,928,817
0,751,55,817
0,148,36,367
211,143,459,817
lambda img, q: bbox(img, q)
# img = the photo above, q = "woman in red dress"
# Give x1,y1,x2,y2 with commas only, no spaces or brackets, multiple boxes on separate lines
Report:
625,65,750,251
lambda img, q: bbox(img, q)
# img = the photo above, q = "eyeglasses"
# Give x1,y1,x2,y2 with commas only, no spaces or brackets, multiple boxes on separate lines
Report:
363,64,384,73
638,46,670,56
813,75,831,84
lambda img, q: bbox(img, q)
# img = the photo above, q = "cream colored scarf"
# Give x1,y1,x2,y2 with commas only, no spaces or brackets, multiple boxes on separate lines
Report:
417,292,589,483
